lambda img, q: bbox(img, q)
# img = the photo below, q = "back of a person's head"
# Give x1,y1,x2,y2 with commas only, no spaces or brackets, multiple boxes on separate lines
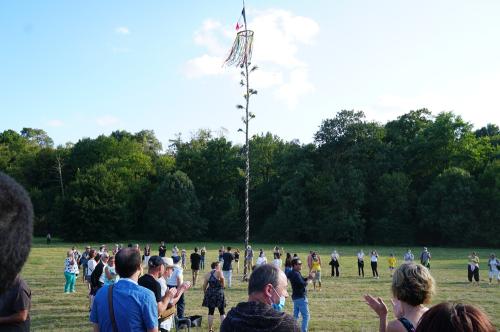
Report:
248,264,280,295
0,172,33,294
392,263,435,306
416,302,496,332
115,248,141,278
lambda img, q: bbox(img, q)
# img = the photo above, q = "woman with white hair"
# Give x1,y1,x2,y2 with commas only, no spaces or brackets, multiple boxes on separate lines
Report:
64,250,78,293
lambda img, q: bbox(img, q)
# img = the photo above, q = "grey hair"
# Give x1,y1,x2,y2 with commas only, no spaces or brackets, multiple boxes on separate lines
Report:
248,264,281,295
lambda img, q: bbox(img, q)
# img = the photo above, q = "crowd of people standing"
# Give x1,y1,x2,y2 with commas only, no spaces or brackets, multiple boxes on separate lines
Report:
57,242,500,332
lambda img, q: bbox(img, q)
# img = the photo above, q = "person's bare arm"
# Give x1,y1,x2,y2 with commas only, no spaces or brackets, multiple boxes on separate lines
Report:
217,270,225,288
147,328,159,332
93,323,100,332
170,282,191,306
364,294,388,332
158,288,177,312
202,274,208,293
105,266,112,280
0,310,29,324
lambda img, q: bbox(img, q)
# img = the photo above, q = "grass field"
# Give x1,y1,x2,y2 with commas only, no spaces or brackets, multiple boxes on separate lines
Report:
22,238,500,331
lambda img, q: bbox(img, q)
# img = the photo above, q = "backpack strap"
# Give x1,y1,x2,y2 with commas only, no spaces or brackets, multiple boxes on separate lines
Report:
398,317,416,332
108,285,119,332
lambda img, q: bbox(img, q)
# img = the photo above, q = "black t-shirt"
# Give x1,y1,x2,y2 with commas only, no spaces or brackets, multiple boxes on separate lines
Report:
190,253,201,270
0,277,31,332
222,252,234,271
159,245,167,257
138,274,161,302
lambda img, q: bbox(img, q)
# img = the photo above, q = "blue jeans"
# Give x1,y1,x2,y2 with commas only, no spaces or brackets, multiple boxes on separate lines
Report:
293,297,310,332
223,270,232,288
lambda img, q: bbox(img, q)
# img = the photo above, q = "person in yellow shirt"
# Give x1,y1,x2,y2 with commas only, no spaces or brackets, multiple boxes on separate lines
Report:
388,253,397,277
311,254,321,291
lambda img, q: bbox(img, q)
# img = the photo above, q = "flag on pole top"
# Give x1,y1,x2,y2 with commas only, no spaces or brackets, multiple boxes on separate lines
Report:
235,8,246,31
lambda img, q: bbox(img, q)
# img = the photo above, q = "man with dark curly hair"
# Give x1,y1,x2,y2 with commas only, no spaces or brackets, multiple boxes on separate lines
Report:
0,172,33,331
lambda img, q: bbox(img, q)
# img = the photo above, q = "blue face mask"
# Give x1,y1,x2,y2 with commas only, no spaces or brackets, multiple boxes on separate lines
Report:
271,286,286,311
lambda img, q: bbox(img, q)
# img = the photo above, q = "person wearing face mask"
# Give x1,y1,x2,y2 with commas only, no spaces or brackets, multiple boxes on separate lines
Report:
221,264,299,332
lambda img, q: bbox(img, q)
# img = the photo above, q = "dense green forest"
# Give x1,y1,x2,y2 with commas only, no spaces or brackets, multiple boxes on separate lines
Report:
1,109,499,246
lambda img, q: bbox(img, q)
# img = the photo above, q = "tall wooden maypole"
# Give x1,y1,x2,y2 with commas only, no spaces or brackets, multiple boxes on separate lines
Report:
224,0,257,281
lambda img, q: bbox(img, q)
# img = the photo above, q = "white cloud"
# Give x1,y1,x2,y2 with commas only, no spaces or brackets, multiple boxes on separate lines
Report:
184,9,319,109
364,71,500,127
184,54,224,78
115,26,130,35
47,119,64,127
275,68,315,109
96,115,120,127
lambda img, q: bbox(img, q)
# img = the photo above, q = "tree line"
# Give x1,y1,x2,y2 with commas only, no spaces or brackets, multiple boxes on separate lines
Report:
1,109,499,246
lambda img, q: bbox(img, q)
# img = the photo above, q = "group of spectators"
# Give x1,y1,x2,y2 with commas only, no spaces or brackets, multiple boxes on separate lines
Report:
0,171,498,332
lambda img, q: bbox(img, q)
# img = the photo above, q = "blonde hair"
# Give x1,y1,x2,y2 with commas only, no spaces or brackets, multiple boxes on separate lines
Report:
392,263,435,306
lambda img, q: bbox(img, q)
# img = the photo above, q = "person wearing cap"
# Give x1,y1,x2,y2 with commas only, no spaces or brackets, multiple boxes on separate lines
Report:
167,256,186,318
90,248,158,332
288,258,314,332
221,264,299,332
157,257,191,332
420,247,431,269
139,256,191,331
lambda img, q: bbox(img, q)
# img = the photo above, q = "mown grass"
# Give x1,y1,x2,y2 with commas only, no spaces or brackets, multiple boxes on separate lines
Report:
23,239,500,331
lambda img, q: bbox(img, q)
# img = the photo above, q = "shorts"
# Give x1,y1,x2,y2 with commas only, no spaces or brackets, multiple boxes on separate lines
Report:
313,271,321,282
489,270,499,279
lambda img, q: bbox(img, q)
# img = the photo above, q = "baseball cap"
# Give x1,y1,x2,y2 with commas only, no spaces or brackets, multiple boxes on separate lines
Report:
162,257,174,268
148,256,164,268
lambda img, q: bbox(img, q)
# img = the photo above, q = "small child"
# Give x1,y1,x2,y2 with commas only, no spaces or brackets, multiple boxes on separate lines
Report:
388,253,397,277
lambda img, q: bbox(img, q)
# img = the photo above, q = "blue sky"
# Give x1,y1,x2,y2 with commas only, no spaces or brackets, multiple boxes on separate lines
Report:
1,1,499,147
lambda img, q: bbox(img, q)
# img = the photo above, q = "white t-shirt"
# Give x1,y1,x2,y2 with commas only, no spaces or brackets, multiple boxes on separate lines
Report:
489,259,499,273
99,263,108,284
158,277,174,330
256,256,267,266
371,255,378,262
167,266,183,286
357,252,364,261
87,259,97,276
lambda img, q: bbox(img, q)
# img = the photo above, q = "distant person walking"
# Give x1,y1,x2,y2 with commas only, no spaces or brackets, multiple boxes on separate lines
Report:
222,247,234,288
285,253,293,276
404,249,414,262
256,250,268,267
420,247,431,269
329,250,340,277
311,254,322,291
273,246,283,269
143,244,151,267
234,249,240,274
200,247,206,270
370,250,379,279
468,252,480,285
80,246,91,284
159,241,167,257
357,250,365,278
46,233,51,245
487,253,500,284
64,250,78,293
190,247,202,287
202,261,226,332
245,245,254,274
388,253,397,277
